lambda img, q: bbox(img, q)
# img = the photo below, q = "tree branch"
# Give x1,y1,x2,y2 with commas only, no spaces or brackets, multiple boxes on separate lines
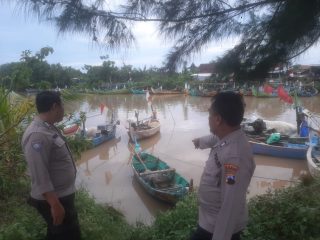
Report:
20,0,285,23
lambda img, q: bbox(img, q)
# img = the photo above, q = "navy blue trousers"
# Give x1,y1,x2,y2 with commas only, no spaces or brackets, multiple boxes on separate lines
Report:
191,225,242,240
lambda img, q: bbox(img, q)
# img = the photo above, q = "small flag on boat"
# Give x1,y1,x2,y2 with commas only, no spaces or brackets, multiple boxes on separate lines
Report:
263,84,273,94
100,103,105,114
277,85,293,104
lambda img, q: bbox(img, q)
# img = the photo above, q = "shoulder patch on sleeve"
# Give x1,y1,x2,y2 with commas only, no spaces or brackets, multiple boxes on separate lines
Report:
31,141,43,152
224,164,239,185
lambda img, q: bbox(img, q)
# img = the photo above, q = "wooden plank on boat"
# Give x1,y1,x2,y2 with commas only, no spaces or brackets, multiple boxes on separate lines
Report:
139,168,175,176
159,185,184,191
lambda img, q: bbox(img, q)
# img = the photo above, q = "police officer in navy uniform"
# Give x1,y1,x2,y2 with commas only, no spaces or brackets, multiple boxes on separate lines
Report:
22,91,81,240
191,92,255,240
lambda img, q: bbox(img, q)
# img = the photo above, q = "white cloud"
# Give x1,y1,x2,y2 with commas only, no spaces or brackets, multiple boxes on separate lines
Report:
1,3,320,70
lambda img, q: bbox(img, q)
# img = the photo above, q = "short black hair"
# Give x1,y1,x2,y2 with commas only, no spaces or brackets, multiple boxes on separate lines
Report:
210,91,245,126
35,91,62,113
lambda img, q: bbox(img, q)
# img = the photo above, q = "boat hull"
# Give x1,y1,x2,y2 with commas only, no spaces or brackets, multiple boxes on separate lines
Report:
307,145,320,178
131,89,146,94
91,124,116,147
131,152,189,204
63,123,80,135
150,87,184,95
250,140,308,159
129,120,160,141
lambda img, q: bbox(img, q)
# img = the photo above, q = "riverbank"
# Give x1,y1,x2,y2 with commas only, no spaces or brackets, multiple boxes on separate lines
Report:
1,90,319,239
1,176,319,240
0,179,133,240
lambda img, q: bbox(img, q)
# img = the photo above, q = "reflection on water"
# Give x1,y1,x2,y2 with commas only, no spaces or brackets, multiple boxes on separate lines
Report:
78,136,121,176
131,177,171,220
73,94,320,225
248,155,309,198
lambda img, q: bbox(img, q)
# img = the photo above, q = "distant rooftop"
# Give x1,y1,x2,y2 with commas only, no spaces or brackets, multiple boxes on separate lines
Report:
198,63,215,73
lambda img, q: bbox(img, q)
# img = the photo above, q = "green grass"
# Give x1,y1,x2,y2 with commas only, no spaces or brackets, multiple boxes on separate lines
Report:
0,180,45,240
244,176,320,240
0,182,132,240
130,192,198,240
76,190,132,240
1,179,320,240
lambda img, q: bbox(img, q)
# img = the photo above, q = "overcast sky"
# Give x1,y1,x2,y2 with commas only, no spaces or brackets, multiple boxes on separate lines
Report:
1,2,320,71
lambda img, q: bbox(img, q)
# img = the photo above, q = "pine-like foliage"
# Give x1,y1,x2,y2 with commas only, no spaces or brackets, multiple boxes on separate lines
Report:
10,0,320,79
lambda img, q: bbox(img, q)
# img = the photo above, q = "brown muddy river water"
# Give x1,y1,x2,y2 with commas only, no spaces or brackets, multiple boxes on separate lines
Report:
65,94,320,225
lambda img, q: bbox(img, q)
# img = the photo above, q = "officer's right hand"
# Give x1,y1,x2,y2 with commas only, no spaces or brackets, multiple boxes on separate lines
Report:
51,202,65,225
192,138,200,149
43,192,65,225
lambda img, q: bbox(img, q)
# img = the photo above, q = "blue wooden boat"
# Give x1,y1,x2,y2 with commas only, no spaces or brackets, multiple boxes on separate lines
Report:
79,112,120,147
287,85,318,97
242,118,309,159
91,123,117,147
188,88,201,96
249,139,309,159
296,86,318,97
131,151,191,204
131,89,146,94
150,87,185,95
188,88,217,97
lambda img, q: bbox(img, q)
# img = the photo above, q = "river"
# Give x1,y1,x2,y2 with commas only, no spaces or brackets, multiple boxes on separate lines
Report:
64,94,320,225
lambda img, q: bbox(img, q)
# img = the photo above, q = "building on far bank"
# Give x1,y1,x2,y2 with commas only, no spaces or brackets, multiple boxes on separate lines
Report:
288,64,320,80
191,63,216,81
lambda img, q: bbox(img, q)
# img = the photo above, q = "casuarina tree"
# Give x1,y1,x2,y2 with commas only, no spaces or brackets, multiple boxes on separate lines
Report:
5,0,320,79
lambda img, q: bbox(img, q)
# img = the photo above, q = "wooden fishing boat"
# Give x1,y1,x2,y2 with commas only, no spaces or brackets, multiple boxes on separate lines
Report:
79,111,120,147
249,137,308,159
131,151,190,203
58,116,81,135
200,90,217,97
188,88,217,97
307,142,320,178
89,123,118,147
149,87,185,95
128,107,160,141
62,123,80,135
239,88,253,96
188,88,201,96
105,89,130,95
296,86,318,97
128,118,160,141
131,89,147,94
242,118,309,159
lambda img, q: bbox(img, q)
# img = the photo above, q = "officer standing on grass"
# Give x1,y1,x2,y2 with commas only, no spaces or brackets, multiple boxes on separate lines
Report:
191,92,255,240
22,91,81,240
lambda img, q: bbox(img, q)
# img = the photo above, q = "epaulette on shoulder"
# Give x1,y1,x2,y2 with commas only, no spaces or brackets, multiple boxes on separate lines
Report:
219,141,227,147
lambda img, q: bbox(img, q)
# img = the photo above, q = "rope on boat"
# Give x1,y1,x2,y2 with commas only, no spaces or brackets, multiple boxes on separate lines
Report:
156,96,176,147
153,150,204,168
252,175,299,183
153,150,312,183
309,115,320,129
